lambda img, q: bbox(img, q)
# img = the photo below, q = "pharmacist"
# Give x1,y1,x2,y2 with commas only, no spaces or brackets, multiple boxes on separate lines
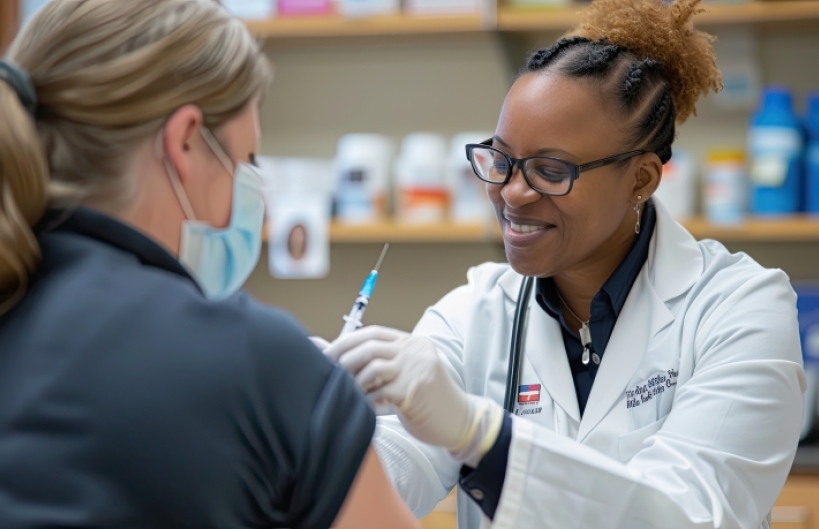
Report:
321,1,807,528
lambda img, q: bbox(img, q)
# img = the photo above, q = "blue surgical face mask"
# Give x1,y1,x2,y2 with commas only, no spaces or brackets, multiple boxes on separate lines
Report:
165,128,265,300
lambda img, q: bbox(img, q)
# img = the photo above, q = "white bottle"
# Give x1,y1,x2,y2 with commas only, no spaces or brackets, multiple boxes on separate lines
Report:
334,134,394,224
704,149,747,225
652,149,695,219
405,0,481,15
448,132,494,223
394,134,449,224
221,0,276,19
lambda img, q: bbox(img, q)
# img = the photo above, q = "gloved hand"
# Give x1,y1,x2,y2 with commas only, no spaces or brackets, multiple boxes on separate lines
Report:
309,336,330,351
324,326,504,467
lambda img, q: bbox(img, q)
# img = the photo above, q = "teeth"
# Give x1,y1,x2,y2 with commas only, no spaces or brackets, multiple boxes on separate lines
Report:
509,222,546,234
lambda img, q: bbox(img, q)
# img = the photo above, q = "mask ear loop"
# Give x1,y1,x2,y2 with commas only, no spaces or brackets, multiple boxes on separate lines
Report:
199,127,236,176
156,132,198,221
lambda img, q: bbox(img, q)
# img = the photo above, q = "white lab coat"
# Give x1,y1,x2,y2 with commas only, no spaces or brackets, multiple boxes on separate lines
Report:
374,198,806,529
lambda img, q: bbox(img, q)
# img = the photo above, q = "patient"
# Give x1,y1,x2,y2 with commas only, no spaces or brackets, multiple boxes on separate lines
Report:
0,1,417,528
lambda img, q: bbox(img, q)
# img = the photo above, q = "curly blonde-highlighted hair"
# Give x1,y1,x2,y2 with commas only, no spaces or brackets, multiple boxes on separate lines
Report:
576,0,723,124
522,0,723,164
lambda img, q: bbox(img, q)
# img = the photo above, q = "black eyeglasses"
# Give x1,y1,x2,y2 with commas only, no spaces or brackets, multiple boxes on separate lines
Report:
465,139,646,197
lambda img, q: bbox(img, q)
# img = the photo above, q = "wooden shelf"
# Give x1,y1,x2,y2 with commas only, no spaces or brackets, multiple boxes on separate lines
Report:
329,221,499,243
263,217,819,244
245,2,819,39
495,5,584,32
697,0,819,25
497,1,819,31
682,216,819,242
245,13,484,39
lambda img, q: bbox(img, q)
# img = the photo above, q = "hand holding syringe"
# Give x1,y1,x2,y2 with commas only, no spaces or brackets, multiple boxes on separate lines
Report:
336,243,398,415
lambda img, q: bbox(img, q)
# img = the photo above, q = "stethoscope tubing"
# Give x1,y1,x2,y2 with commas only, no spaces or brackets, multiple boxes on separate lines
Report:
504,276,535,412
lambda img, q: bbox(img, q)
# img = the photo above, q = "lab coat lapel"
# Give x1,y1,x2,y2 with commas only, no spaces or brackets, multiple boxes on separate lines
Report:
576,198,703,442
576,268,672,442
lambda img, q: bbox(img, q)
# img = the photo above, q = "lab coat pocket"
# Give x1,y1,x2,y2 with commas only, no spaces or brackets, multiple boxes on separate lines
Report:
617,414,668,462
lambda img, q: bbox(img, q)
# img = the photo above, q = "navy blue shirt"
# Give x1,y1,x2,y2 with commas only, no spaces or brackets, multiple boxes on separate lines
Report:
0,208,375,529
461,202,656,519
537,201,657,416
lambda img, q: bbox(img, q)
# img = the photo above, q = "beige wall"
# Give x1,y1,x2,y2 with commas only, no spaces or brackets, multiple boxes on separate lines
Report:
247,27,819,339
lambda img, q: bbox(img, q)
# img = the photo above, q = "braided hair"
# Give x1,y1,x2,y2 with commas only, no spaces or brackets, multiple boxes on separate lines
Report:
521,0,723,164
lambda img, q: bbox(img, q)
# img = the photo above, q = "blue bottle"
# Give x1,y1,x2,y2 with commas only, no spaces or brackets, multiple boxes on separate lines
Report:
806,93,819,214
748,88,804,216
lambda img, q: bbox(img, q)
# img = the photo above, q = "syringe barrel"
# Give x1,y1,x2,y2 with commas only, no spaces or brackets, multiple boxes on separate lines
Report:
340,295,369,335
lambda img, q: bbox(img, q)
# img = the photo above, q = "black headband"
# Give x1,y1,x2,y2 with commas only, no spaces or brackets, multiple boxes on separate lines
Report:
0,61,38,118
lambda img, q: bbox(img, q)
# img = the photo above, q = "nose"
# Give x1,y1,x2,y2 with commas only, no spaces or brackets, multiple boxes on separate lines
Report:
500,165,542,208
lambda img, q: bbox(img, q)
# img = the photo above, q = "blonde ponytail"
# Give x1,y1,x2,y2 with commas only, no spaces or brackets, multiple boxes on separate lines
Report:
0,78,48,315
0,0,270,314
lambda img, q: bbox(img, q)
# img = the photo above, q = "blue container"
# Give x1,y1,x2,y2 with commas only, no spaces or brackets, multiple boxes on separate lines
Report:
794,283,819,440
748,88,804,216
806,93,819,214
795,283,819,367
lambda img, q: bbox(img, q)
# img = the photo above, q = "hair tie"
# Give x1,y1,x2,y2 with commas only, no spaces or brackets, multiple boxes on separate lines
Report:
0,61,38,118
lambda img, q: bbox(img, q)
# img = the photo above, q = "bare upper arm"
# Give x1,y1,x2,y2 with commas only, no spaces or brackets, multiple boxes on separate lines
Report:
333,446,420,529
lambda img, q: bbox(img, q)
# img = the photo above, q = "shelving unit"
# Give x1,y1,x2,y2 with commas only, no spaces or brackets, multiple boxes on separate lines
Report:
683,216,819,243
264,217,819,244
329,221,498,243
497,1,819,31
245,1,819,39
244,13,483,38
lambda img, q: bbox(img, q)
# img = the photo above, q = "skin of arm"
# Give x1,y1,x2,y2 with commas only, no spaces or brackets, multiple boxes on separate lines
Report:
333,447,420,529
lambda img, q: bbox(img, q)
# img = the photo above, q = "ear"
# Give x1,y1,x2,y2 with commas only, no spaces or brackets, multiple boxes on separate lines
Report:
162,105,204,184
632,152,663,203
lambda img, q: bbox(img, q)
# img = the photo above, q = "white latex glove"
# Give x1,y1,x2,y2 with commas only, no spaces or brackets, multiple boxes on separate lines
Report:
309,336,330,352
324,326,504,467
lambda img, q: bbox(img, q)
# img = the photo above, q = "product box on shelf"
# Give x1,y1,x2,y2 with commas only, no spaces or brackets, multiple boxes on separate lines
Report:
405,0,483,15
338,0,400,18
504,0,571,6
278,0,333,16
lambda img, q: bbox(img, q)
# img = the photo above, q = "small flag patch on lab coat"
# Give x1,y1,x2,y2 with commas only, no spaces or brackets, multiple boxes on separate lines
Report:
518,384,541,404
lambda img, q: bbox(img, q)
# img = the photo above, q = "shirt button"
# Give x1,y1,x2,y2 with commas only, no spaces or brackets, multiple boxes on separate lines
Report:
470,488,485,501
592,353,601,365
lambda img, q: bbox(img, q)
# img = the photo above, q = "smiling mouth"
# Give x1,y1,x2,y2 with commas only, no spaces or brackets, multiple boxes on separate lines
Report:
508,221,548,234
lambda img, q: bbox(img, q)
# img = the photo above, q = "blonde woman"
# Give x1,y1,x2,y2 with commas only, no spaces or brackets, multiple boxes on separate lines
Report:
0,1,417,528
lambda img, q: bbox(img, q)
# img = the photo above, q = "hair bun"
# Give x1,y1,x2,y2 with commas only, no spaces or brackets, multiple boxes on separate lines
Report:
573,0,723,124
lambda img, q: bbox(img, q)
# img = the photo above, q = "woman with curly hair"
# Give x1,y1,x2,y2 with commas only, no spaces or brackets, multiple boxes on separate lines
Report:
322,0,805,527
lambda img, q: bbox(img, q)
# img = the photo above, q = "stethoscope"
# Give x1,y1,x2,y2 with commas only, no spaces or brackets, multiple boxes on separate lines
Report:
503,276,535,412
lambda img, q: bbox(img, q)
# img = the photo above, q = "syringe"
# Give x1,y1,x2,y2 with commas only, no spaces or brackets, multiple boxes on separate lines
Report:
339,243,390,336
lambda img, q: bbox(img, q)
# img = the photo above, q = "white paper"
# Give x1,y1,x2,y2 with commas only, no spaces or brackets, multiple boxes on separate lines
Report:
258,157,335,279
267,195,331,279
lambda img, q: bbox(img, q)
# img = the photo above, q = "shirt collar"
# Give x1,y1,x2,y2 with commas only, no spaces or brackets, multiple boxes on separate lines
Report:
37,207,198,287
536,201,656,321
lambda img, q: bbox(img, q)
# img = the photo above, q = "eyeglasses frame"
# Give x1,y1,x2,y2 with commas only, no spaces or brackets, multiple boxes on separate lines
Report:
465,139,647,197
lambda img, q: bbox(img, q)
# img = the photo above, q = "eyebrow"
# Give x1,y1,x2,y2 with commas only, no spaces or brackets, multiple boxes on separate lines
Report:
493,135,577,159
